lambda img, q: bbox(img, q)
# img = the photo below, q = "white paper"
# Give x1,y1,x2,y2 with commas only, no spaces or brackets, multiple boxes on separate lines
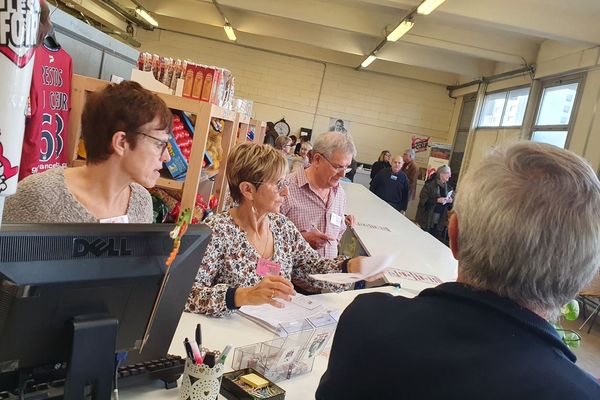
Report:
239,293,330,333
310,254,396,284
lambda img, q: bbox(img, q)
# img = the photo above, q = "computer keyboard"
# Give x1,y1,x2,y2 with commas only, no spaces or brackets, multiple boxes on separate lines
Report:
0,354,186,399
117,354,186,389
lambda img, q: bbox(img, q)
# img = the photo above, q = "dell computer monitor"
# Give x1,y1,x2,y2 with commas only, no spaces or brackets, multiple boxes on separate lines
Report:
0,223,210,399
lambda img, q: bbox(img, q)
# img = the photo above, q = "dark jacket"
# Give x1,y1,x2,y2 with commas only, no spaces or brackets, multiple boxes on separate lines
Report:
317,283,600,400
416,173,451,230
401,160,418,200
370,167,409,212
369,160,390,181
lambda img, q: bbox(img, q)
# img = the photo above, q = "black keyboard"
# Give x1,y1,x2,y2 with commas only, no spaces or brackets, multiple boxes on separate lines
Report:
0,354,186,399
117,354,186,389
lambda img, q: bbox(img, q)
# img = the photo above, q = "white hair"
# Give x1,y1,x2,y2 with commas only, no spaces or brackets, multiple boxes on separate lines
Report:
313,132,356,159
404,149,416,159
454,141,600,316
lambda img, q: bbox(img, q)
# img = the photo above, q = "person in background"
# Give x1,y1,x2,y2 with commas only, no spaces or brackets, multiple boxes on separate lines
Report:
344,158,358,182
263,121,278,146
291,141,313,173
274,135,293,155
3,81,171,224
416,165,452,240
317,142,600,399
370,155,409,214
185,143,368,317
281,132,356,267
401,148,418,200
370,150,391,182
289,135,298,148
294,136,310,155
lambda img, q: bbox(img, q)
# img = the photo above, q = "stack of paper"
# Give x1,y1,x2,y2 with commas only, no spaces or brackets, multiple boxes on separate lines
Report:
239,294,335,334
309,254,396,284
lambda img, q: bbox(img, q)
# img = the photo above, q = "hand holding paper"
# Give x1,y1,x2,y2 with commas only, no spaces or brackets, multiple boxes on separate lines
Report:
310,254,396,284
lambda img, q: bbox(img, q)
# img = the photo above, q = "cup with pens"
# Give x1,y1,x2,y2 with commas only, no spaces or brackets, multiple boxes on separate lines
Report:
179,323,233,400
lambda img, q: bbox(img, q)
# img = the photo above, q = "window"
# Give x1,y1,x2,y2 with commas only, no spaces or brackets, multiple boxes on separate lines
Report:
478,87,530,128
531,80,580,149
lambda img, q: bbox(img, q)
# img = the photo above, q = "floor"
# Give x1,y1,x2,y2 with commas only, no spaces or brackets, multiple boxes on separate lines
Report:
563,307,600,378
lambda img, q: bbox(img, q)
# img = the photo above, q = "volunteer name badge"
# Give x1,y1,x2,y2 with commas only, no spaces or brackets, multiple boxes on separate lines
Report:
257,258,281,276
330,212,342,226
390,175,397,181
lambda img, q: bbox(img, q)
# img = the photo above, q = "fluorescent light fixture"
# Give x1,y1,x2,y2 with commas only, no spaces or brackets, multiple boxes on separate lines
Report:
360,55,377,68
135,7,158,27
224,24,237,41
386,20,414,41
417,0,446,15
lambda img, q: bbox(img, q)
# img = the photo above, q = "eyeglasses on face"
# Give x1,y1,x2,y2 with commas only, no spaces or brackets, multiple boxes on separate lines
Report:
139,132,171,155
316,152,352,174
251,178,289,192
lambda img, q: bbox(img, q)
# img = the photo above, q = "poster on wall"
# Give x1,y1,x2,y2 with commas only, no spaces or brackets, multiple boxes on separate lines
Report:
411,135,431,166
329,117,350,135
427,143,452,179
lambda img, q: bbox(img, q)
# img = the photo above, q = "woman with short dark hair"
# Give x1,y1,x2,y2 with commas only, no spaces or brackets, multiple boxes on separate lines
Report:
3,81,172,223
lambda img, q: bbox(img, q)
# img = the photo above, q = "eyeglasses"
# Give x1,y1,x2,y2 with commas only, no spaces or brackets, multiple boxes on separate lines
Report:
316,152,352,174
252,178,289,192
139,132,170,155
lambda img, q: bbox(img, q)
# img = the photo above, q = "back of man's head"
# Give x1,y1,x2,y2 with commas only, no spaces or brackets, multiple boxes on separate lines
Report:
454,142,600,316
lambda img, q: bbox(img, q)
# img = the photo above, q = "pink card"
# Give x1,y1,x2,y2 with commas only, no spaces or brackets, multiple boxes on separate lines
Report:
257,258,281,276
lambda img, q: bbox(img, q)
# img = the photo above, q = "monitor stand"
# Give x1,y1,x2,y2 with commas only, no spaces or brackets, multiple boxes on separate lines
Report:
64,316,118,400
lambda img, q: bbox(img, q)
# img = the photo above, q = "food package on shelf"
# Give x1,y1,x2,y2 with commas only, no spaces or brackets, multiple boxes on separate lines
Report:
163,111,215,180
233,98,253,119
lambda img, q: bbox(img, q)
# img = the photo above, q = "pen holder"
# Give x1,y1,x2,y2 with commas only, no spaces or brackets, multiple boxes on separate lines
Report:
179,358,224,400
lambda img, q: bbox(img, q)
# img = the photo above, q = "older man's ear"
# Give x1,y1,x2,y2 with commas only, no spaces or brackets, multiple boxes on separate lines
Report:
448,213,459,260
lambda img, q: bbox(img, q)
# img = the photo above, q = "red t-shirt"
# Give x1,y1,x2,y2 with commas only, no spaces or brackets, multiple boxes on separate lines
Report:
19,43,72,180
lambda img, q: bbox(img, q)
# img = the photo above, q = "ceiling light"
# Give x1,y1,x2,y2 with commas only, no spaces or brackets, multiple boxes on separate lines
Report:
361,55,377,68
135,7,158,27
224,24,237,41
386,20,414,41
417,0,446,15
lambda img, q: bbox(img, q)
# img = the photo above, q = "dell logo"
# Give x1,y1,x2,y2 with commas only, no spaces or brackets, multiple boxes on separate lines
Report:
72,238,132,257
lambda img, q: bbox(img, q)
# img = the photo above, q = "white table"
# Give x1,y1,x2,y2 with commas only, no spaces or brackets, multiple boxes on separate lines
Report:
122,183,457,399
342,182,457,283
122,286,407,400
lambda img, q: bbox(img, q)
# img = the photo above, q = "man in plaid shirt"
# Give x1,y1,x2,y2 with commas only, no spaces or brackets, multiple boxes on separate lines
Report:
281,132,356,262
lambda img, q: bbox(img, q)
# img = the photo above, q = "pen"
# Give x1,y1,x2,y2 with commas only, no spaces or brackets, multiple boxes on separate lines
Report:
218,344,233,364
204,351,216,368
189,339,203,365
311,223,334,243
183,338,195,363
195,323,202,349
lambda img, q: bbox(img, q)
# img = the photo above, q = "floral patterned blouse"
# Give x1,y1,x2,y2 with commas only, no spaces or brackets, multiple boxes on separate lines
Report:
185,210,349,317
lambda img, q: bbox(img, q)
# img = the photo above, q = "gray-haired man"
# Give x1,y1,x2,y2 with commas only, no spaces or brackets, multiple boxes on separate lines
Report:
317,142,600,399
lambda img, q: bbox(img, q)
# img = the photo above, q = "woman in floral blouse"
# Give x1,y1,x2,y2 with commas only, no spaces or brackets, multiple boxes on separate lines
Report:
186,142,363,317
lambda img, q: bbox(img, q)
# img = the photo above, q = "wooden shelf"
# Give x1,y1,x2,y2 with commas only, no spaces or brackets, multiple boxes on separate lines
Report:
238,114,251,124
68,73,245,216
211,104,237,121
155,177,184,190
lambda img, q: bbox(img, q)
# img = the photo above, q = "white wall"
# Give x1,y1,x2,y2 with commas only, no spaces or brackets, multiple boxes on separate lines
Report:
136,30,457,163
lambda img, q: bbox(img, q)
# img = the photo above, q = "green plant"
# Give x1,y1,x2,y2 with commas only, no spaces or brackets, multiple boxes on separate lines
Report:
552,299,582,349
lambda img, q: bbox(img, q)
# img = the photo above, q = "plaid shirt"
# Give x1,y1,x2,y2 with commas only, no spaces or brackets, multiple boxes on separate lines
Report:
281,167,347,259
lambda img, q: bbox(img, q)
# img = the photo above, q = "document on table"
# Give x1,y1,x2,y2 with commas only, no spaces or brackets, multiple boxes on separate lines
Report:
383,268,444,292
309,254,396,284
239,294,336,334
